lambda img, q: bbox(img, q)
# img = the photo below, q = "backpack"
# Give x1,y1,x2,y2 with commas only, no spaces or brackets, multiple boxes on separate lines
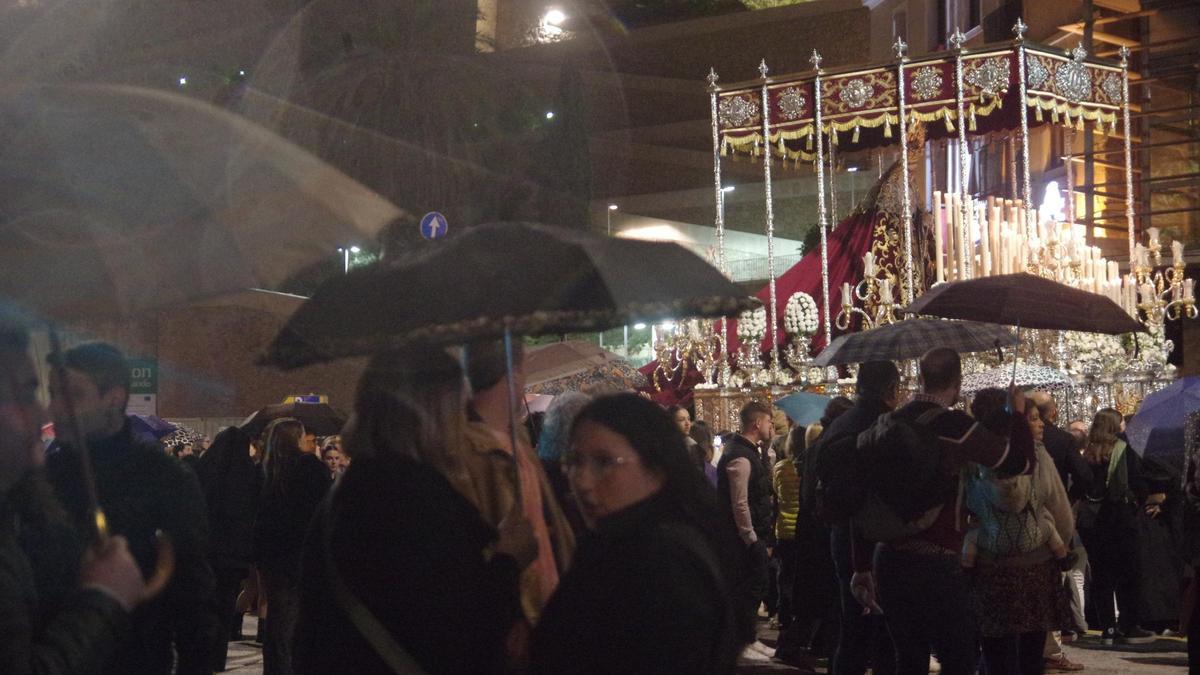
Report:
852,407,950,541
811,432,869,526
967,469,1044,556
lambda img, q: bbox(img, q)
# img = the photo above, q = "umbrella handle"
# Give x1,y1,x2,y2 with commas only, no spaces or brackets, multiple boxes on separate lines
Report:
47,325,109,543
503,327,523,505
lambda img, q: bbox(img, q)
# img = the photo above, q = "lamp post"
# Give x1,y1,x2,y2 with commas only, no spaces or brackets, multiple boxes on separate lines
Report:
337,246,360,274
606,203,618,236
606,203,619,349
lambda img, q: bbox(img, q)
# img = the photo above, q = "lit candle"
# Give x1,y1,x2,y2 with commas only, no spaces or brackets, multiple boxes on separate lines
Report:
1108,261,1120,283
1185,279,1195,301
1173,240,1184,267
1148,227,1161,249
933,190,945,283
842,282,852,305
863,251,876,277
1140,283,1156,305
878,278,892,303
979,205,992,277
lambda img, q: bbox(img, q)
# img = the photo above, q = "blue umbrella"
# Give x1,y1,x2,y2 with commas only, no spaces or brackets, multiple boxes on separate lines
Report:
128,414,177,442
774,392,833,427
1126,377,1200,458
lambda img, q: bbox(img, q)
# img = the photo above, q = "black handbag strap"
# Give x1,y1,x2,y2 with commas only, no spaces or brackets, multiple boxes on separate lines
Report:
321,499,429,674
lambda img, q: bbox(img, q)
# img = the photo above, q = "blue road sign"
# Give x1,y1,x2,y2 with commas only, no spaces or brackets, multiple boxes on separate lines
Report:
420,212,449,240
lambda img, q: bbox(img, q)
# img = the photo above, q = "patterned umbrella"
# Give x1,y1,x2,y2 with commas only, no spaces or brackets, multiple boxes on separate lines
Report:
525,341,647,396
813,318,1018,366
961,364,1071,396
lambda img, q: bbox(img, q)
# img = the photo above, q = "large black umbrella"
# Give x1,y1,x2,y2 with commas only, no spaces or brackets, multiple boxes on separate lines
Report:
902,273,1146,335
241,402,346,440
263,222,758,369
812,318,1018,366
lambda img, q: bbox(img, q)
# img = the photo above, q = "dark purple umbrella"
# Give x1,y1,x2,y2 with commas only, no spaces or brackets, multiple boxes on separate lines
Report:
903,273,1146,335
128,414,177,442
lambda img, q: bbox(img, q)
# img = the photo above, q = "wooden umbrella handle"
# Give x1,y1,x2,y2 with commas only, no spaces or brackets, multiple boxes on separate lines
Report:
141,530,176,600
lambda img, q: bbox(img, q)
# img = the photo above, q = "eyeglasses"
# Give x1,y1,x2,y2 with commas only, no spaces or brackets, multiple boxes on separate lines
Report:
561,451,637,477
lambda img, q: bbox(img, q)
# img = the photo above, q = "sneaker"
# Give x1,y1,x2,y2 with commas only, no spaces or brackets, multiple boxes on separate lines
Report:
1101,628,1117,646
1044,655,1086,672
1117,626,1156,645
746,640,775,657
740,646,771,662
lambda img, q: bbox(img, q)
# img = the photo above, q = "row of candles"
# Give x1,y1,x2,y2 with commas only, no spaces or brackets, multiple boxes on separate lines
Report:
920,191,1194,319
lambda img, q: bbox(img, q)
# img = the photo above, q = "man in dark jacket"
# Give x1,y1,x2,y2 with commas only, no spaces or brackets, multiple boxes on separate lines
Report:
1031,393,1092,500
0,315,149,674
852,348,1034,675
717,401,775,659
811,361,900,675
45,342,219,675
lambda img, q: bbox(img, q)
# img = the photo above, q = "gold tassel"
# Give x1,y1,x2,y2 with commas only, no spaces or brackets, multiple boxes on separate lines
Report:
831,127,839,146
806,133,814,151
1076,114,1085,131
1051,107,1060,124
1063,108,1071,127
1035,105,1044,122
944,111,955,133
852,124,861,144
884,117,893,138
779,137,787,153
969,104,978,132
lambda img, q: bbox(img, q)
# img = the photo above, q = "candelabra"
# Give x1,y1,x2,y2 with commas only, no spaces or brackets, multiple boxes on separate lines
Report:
835,252,901,332
1133,231,1197,326
652,319,725,390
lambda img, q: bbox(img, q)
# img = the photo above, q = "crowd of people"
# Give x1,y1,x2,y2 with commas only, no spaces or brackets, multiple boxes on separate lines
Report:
1,305,1198,675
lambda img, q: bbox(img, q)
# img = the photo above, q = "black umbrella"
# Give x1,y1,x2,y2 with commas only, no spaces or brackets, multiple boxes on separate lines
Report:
262,222,757,369
241,402,347,440
261,222,756,502
812,318,1018,366
902,273,1146,335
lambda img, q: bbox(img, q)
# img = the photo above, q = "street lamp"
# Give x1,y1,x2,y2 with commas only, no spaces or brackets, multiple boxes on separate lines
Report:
606,203,618,236
336,246,361,274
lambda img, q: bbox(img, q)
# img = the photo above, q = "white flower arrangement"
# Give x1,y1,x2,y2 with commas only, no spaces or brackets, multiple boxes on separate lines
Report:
1063,330,1126,375
783,292,819,336
1125,321,1174,372
737,307,767,343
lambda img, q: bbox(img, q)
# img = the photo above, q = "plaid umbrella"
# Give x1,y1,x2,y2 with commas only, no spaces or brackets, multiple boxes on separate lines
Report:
812,319,1018,366
903,273,1145,335
961,364,1071,396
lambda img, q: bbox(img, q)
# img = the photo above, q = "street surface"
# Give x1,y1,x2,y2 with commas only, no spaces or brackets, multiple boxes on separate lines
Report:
222,617,1188,673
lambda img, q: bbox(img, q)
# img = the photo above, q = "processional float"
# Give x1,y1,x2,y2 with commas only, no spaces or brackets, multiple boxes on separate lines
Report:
646,20,1196,431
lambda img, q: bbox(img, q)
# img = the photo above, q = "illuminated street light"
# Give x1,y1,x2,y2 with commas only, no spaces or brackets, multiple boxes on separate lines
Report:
544,8,566,26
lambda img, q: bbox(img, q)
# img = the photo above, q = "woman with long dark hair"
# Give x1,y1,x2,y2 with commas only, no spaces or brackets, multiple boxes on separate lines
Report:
1077,407,1155,645
253,418,330,675
531,394,747,674
294,347,535,674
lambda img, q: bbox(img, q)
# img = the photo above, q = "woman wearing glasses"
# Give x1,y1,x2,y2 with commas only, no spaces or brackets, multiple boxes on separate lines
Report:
531,394,748,674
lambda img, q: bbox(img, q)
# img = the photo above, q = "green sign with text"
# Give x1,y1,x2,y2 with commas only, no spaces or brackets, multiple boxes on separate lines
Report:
129,359,157,395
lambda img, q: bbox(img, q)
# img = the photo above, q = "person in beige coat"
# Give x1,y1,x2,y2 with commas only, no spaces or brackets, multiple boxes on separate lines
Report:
460,340,576,627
